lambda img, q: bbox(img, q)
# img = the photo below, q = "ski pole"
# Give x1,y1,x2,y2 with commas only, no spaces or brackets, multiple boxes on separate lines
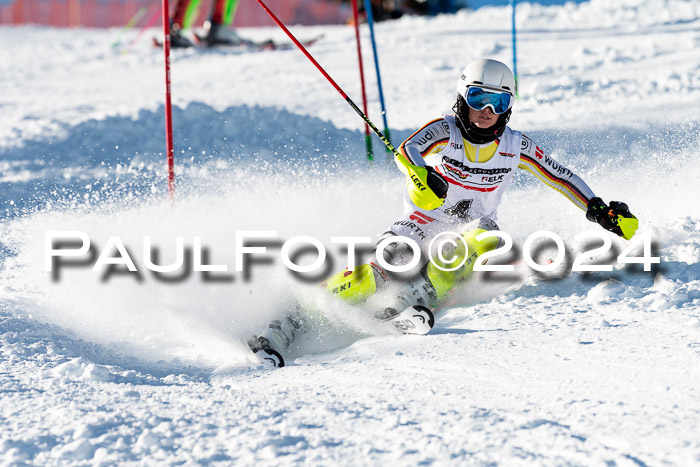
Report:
363,0,392,160
161,0,175,203
350,0,373,161
122,5,162,55
111,6,147,49
182,0,203,30
223,0,241,25
254,0,398,159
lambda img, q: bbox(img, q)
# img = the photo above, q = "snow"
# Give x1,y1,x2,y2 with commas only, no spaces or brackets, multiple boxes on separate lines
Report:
1,0,699,464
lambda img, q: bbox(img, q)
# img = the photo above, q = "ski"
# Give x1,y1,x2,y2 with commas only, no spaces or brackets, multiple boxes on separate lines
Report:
253,35,323,51
247,304,433,369
380,305,435,336
152,34,322,52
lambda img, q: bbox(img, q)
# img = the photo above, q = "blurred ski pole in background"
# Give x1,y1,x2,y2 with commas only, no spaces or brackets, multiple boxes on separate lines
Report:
122,6,163,55
111,6,147,49
254,0,400,161
351,0,374,162
364,0,393,161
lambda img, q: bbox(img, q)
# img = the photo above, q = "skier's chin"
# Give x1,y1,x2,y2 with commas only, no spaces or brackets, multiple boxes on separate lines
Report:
474,120,496,129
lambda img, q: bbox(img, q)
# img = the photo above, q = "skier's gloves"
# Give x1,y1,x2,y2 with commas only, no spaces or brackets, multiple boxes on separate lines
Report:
406,165,449,211
586,197,638,240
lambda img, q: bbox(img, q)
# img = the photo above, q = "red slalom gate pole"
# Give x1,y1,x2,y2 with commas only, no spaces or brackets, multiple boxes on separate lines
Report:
350,0,373,161
161,0,175,203
254,0,397,159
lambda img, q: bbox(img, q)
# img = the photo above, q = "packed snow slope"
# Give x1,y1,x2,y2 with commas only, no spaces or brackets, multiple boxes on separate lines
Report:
1,0,699,464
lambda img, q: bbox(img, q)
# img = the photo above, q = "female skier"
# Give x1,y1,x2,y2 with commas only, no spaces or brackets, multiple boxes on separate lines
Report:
249,59,639,366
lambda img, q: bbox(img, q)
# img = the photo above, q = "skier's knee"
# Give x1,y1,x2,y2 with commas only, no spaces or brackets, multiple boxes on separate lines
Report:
426,218,502,299
321,229,429,304
369,232,425,282
321,263,386,304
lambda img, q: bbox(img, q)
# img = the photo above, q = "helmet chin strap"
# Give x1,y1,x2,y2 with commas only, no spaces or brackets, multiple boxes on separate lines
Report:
453,105,468,134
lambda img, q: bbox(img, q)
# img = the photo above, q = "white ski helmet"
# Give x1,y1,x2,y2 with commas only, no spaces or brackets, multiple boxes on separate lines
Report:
454,59,516,144
456,58,516,99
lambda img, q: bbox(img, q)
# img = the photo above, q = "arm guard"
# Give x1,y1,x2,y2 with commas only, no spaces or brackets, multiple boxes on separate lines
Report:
395,154,448,210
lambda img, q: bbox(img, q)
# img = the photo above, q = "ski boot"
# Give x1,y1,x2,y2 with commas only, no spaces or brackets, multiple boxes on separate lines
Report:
170,24,194,48
380,304,435,335
247,310,305,368
321,261,436,334
375,271,437,320
201,20,247,47
247,336,285,368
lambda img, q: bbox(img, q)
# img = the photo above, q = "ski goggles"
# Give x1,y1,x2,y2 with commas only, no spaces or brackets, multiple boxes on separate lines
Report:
465,86,513,114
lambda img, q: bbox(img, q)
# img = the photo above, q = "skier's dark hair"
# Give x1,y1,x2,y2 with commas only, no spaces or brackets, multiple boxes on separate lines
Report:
453,95,511,144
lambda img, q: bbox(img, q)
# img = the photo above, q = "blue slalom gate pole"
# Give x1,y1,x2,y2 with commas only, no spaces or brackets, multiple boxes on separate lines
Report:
363,0,392,160
510,0,519,97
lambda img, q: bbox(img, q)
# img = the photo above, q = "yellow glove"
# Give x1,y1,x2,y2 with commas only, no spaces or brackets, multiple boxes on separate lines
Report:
395,155,448,211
